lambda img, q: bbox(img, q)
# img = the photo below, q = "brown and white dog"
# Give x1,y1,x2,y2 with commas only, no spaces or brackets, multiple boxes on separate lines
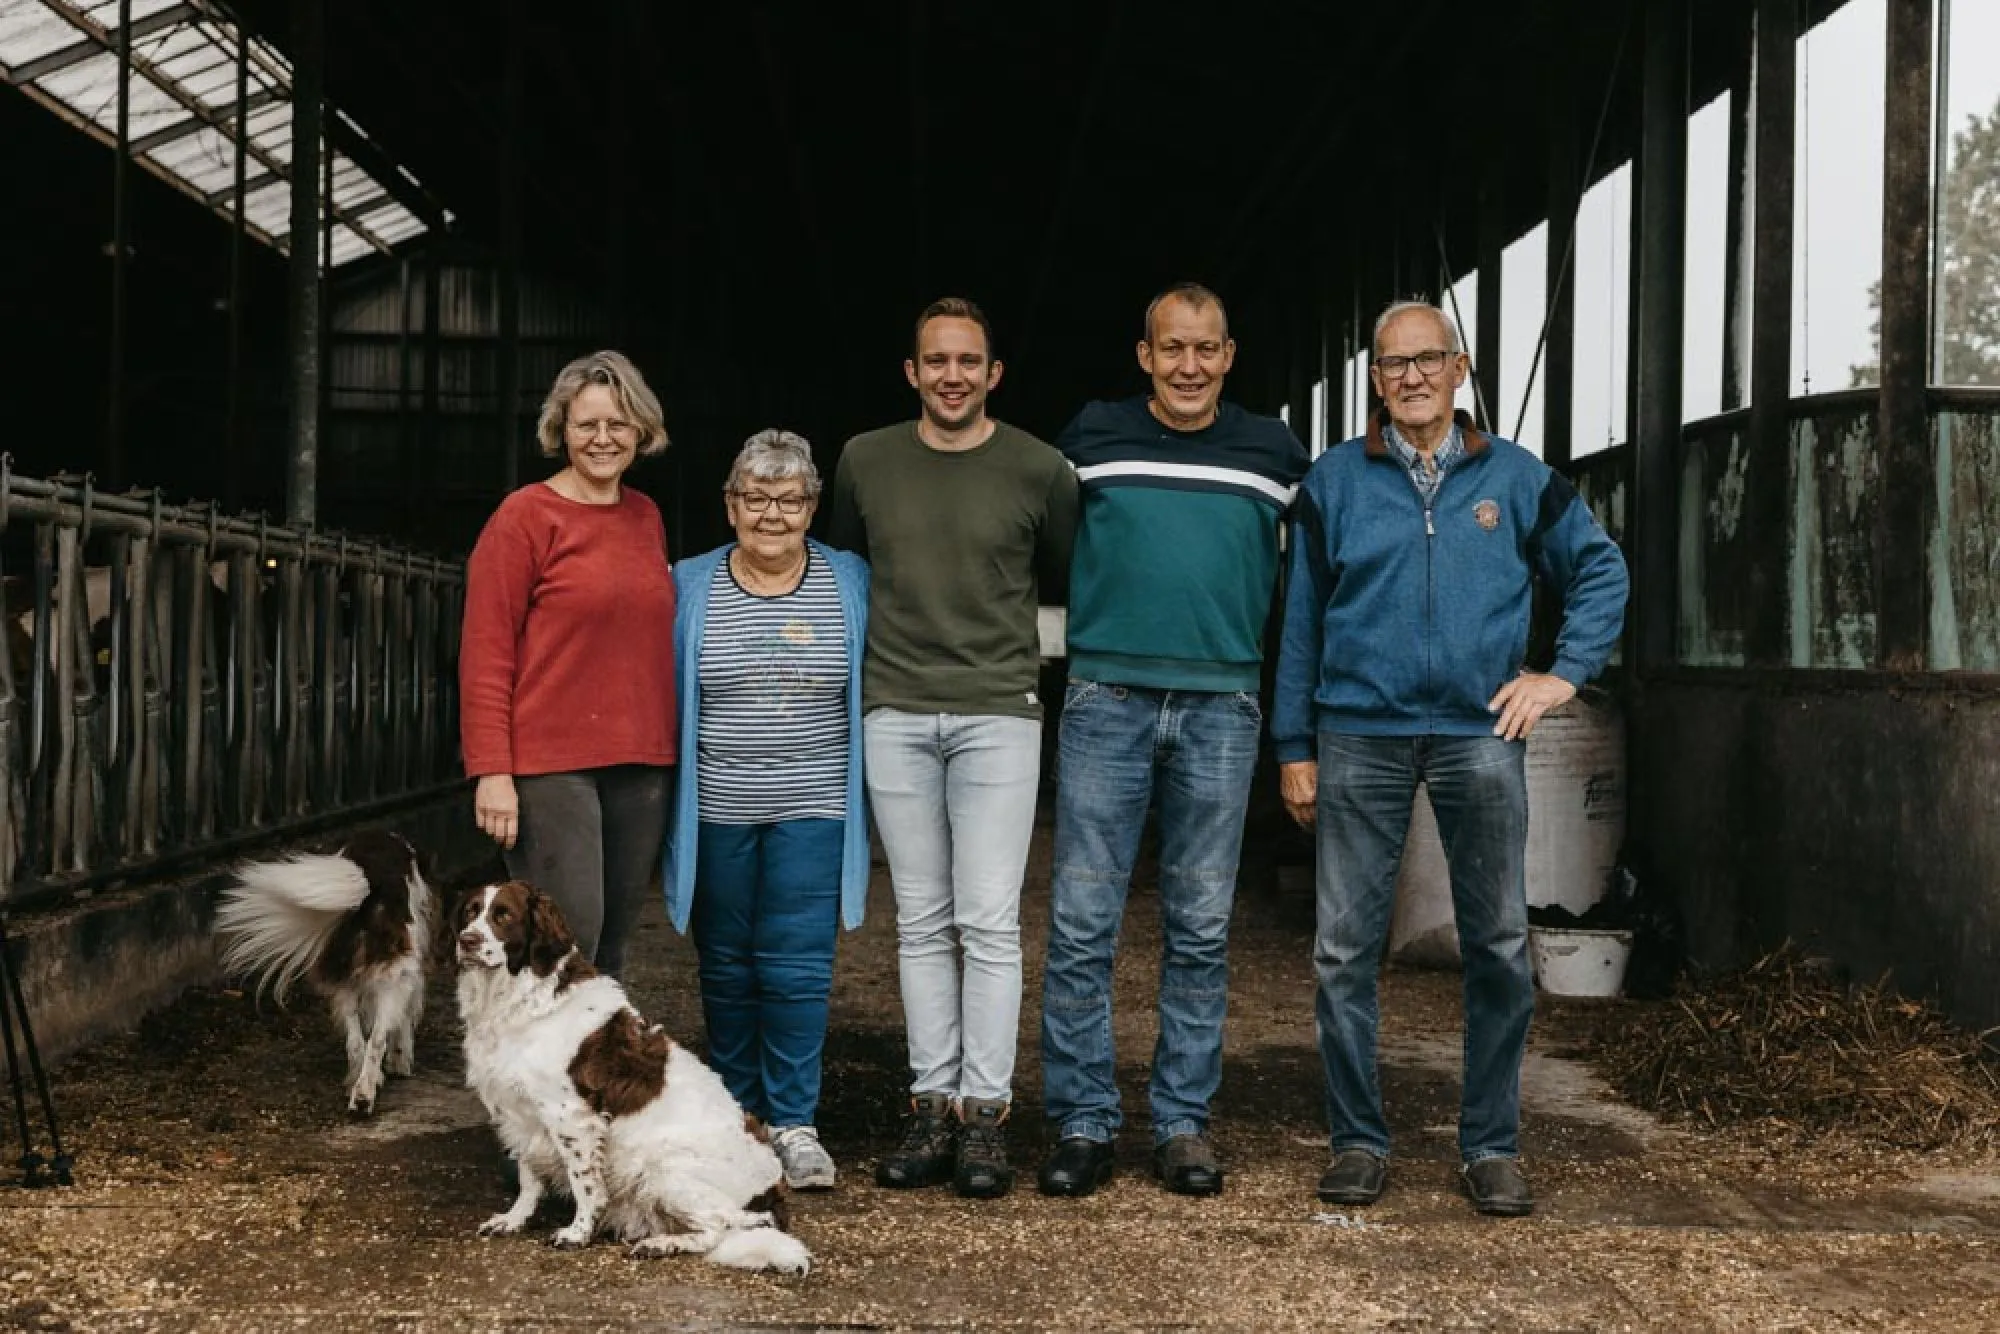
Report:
213,830,433,1115
451,880,809,1274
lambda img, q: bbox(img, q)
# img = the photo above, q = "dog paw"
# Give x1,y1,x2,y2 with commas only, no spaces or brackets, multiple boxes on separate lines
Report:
549,1223,594,1250
347,1092,375,1117
629,1234,699,1259
478,1213,525,1237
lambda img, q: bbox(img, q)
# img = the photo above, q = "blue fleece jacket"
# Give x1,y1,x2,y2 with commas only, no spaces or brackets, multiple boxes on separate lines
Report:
1271,411,1629,761
661,539,873,932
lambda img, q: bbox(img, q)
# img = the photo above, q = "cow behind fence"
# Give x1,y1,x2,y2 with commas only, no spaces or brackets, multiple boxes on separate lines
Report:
0,467,466,909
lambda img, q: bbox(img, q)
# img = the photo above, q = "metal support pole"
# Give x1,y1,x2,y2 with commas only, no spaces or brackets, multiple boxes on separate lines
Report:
1544,76,1578,468
1633,0,1690,674
1721,6,1756,410
398,258,416,533
1476,155,1504,435
422,244,443,520
224,19,248,511
498,0,524,496
1875,0,1935,670
285,0,324,527
1319,281,1341,455
1287,246,1314,437
321,107,334,457
106,0,132,489
1745,0,1797,666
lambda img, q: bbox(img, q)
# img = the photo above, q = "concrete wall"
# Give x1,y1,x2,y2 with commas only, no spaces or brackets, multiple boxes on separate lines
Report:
1634,675,2000,1028
7,790,498,1066
1625,396,2000,1026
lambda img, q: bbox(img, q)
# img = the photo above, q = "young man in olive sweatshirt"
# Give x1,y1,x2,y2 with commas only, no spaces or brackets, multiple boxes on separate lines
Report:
828,297,1077,1199
1037,282,1308,1199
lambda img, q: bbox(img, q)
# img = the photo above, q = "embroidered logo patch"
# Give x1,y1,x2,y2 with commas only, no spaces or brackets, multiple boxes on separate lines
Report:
1474,499,1501,531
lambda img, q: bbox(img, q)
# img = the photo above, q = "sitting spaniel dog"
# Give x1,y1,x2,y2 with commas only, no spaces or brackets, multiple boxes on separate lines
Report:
452,880,810,1275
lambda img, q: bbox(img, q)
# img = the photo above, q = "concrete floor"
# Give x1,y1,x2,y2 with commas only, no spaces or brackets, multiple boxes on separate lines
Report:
5,824,2000,1331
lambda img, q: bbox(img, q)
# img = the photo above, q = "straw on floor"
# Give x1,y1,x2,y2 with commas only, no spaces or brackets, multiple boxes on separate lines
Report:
1597,945,2000,1150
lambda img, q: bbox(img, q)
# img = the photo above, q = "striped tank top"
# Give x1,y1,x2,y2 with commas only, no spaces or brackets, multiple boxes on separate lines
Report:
695,547,849,823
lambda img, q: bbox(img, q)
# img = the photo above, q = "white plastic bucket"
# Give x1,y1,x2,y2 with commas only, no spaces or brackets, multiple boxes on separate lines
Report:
1525,694,1626,915
1528,926,1633,998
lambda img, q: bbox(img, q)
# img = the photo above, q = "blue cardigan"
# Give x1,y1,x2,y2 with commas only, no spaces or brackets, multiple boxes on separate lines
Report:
661,539,872,932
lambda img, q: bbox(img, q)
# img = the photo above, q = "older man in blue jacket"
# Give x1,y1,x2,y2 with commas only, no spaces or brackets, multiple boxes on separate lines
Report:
1271,300,1629,1218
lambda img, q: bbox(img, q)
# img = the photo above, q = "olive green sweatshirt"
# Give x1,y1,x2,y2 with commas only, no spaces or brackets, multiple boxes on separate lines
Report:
827,420,1077,718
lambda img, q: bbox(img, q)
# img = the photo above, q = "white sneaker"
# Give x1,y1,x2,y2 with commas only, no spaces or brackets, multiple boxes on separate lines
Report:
772,1124,837,1190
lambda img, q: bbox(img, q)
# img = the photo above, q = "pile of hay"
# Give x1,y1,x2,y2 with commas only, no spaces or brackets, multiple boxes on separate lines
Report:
1596,945,2000,1149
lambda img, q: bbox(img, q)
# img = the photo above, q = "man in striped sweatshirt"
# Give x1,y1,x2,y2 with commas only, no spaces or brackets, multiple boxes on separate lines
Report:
1037,282,1308,1200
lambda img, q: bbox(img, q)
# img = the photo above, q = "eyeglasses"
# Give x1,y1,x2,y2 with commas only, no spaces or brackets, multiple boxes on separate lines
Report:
566,417,639,441
731,490,811,516
1373,349,1455,378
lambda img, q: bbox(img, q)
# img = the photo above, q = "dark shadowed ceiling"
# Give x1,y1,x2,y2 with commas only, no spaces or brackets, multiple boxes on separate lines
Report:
228,0,1646,448
3,0,1781,547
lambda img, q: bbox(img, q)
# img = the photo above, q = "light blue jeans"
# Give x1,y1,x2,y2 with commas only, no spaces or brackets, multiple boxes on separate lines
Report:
863,709,1042,1104
1040,683,1262,1145
1313,731,1533,1163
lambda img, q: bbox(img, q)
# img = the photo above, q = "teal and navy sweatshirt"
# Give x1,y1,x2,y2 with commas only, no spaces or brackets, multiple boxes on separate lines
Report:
1271,410,1629,760
1056,396,1309,692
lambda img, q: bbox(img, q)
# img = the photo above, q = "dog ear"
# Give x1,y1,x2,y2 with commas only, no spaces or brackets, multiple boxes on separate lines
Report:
434,885,474,970
524,887,577,976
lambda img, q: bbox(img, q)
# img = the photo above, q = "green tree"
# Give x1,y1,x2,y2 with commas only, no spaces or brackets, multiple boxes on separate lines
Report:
1852,93,2000,387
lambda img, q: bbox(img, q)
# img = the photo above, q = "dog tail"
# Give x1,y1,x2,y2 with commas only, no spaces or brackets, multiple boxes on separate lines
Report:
705,1227,811,1275
213,851,372,1003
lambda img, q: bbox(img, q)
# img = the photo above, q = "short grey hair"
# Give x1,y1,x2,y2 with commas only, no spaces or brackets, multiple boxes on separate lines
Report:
1371,300,1463,358
726,428,821,499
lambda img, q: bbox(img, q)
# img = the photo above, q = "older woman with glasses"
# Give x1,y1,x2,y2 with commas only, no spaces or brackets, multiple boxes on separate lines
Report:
460,350,676,977
663,429,870,1190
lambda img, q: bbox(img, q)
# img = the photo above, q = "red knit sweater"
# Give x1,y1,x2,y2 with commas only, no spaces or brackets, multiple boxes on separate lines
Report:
459,483,678,777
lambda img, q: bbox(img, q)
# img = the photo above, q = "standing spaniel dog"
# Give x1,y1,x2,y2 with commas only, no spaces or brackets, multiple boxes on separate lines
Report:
213,830,433,1115
452,880,809,1275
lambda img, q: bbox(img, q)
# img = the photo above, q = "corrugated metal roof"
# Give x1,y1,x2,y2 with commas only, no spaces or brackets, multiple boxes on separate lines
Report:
0,0,445,267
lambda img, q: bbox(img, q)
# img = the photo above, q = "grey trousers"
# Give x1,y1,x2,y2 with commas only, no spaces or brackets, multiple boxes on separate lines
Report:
503,764,670,977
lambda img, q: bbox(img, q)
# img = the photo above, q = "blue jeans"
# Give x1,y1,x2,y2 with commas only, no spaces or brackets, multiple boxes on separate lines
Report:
864,710,1042,1104
690,818,844,1128
1313,731,1533,1162
1041,683,1262,1145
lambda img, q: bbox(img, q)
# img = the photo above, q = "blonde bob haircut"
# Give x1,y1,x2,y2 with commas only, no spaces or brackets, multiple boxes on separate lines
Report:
535,350,670,458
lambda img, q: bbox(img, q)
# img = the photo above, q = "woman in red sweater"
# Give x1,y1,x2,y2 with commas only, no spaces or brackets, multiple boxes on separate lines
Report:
458,350,677,976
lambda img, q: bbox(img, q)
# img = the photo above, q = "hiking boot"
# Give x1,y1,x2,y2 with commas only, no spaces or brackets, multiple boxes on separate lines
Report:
875,1093,957,1189
1461,1156,1534,1217
954,1096,1015,1199
772,1125,837,1191
1316,1149,1387,1205
1153,1133,1223,1197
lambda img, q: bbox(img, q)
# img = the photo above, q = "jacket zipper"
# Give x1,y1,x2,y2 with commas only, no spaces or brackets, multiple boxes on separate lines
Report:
1424,500,1435,729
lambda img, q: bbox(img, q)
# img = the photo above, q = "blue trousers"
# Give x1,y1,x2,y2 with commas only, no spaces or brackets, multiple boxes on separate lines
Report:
1313,732,1533,1162
1040,683,1262,1145
690,818,843,1128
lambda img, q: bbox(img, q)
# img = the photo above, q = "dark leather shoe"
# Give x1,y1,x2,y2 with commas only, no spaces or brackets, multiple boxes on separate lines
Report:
1316,1149,1387,1205
1037,1136,1115,1197
875,1093,957,1189
1153,1134,1223,1197
1462,1157,1534,1216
